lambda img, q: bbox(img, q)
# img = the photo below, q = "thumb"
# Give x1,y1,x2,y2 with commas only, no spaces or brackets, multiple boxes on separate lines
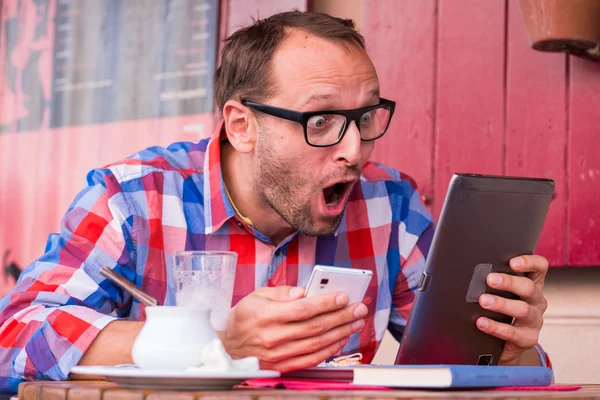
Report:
254,285,305,301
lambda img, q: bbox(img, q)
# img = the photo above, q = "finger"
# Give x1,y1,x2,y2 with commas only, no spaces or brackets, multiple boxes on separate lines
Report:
263,319,365,363
486,273,543,303
510,255,549,281
476,317,538,349
253,286,306,301
264,337,352,373
263,303,368,347
479,294,539,324
288,303,368,339
265,292,351,324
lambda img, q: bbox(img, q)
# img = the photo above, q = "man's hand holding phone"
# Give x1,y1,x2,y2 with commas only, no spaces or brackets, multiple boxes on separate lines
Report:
222,286,367,372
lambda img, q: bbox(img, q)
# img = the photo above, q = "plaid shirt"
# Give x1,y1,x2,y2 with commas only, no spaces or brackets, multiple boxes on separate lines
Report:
0,122,547,394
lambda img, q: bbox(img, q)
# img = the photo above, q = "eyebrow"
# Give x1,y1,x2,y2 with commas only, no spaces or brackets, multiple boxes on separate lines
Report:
299,88,381,110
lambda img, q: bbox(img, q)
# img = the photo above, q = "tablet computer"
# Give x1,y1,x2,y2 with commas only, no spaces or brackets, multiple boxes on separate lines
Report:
395,173,554,366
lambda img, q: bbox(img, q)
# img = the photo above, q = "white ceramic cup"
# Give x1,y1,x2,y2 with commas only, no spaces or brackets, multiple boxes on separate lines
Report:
171,251,238,331
131,306,218,370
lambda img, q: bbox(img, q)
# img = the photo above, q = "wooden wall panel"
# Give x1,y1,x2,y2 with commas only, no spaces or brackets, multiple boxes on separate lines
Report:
18,132,42,267
0,132,41,294
568,58,600,266
55,128,80,225
505,0,567,266
1,134,20,275
0,135,10,264
35,129,61,257
3,0,600,286
0,133,18,293
362,0,436,207
434,0,507,217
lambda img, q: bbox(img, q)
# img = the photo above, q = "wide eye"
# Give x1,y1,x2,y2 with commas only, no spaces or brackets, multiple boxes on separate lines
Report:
360,112,373,125
308,115,327,128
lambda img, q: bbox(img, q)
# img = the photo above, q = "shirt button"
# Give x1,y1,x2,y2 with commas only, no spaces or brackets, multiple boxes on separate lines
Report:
275,249,281,256
237,222,243,228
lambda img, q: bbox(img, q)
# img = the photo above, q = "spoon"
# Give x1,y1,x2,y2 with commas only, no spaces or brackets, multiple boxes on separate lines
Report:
100,266,159,307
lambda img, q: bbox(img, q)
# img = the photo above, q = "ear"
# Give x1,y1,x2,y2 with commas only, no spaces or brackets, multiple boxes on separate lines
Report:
222,100,257,154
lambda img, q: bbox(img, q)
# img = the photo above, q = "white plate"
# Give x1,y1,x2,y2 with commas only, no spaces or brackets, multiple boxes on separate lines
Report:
70,365,280,391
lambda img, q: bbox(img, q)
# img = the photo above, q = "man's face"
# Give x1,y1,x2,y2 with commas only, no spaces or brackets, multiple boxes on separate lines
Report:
252,31,380,236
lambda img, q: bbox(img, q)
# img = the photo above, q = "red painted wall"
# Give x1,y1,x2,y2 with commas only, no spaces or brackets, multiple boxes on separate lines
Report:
363,0,600,267
1,0,598,296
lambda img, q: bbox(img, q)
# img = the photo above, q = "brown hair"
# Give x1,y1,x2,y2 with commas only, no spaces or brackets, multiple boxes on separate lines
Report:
213,11,365,112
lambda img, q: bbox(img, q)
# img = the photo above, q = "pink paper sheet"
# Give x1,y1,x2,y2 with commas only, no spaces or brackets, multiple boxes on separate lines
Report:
242,378,581,392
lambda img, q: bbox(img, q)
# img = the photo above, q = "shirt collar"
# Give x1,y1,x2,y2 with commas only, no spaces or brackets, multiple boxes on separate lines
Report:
203,120,237,234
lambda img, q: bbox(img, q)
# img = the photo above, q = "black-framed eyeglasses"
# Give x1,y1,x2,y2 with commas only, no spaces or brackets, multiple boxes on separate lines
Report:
241,98,396,148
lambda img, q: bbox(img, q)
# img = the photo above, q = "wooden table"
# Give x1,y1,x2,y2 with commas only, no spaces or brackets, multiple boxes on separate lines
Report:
16,381,600,400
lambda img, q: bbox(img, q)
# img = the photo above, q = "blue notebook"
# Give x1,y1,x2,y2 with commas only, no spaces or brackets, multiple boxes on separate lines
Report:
352,364,553,388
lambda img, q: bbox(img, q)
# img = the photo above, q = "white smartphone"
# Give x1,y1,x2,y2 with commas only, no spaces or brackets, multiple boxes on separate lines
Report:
304,265,373,304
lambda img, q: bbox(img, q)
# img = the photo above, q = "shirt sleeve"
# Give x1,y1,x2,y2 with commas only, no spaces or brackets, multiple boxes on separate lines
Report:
0,168,136,395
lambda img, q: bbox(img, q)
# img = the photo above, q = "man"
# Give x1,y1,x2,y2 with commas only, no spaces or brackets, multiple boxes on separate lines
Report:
0,11,550,394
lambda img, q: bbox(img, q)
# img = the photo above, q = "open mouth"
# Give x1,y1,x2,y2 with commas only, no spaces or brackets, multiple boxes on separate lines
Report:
322,181,351,206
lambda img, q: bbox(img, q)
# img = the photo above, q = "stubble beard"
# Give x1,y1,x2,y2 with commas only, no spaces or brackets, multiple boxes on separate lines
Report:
253,128,344,237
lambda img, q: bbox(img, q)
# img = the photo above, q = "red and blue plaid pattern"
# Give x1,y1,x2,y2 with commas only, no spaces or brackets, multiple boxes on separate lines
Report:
0,122,547,394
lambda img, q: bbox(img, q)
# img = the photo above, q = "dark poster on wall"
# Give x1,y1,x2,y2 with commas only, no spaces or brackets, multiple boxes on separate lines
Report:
0,0,219,132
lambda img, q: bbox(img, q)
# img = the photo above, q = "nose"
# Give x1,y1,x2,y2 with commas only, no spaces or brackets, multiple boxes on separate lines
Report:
333,121,362,167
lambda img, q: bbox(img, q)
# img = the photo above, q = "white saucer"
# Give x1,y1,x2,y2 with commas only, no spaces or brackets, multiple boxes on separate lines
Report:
70,365,280,391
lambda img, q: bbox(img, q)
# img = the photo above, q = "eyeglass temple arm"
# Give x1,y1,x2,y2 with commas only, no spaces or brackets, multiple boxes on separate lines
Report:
243,102,304,124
